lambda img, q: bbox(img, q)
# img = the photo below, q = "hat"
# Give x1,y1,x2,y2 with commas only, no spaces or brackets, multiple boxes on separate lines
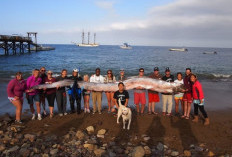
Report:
73,69,79,72
165,67,170,72
120,68,124,71
154,67,159,71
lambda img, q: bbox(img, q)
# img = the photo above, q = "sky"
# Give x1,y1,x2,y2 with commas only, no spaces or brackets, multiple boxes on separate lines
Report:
1,0,232,48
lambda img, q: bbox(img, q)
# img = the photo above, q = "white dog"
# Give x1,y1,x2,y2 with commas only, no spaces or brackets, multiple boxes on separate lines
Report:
117,98,132,130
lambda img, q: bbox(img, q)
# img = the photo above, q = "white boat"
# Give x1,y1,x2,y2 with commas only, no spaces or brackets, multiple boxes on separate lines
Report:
29,45,55,51
120,43,132,49
203,51,217,54
76,32,99,47
169,48,188,52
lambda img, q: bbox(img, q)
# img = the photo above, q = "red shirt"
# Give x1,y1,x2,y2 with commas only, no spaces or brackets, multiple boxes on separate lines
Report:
192,80,204,100
44,77,56,95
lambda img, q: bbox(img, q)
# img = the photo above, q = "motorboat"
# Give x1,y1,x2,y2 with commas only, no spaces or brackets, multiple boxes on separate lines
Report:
29,45,55,51
203,51,217,54
169,48,188,52
120,43,132,49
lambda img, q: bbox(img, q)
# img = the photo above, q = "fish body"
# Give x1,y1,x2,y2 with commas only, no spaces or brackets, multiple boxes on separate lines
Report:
31,77,184,93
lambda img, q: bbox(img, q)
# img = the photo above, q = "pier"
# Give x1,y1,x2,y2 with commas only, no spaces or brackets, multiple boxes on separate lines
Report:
0,32,39,56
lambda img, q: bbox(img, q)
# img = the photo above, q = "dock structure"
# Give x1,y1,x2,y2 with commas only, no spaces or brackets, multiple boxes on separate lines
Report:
0,33,38,56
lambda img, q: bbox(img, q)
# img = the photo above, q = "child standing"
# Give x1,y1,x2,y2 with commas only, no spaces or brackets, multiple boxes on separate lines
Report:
174,72,184,116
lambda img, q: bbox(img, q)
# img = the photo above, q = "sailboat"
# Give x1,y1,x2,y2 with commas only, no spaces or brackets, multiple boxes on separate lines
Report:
76,32,99,47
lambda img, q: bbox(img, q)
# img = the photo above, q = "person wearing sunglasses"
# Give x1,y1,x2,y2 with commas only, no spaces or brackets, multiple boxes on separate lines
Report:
44,70,56,118
104,69,116,113
134,68,147,115
26,69,43,120
39,67,47,116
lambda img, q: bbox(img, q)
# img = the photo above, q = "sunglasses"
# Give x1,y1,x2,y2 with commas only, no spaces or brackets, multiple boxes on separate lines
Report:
47,73,53,75
41,70,46,72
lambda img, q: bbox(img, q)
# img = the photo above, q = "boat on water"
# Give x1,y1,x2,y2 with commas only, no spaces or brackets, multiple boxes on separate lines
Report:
120,43,132,49
169,48,188,52
203,51,217,54
29,45,55,51
75,32,99,47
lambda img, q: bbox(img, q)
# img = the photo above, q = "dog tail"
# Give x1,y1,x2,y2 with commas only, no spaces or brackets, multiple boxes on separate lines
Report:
118,98,122,107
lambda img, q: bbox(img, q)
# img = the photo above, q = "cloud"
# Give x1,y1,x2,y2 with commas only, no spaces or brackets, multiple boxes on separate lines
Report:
95,0,115,10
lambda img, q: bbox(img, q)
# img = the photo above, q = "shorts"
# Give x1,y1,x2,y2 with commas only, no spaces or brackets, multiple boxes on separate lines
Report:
148,93,160,103
134,92,146,105
183,93,192,103
174,96,183,100
8,97,23,102
27,94,40,104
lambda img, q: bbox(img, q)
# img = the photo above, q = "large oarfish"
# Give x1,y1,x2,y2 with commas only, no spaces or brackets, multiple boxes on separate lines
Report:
31,77,184,93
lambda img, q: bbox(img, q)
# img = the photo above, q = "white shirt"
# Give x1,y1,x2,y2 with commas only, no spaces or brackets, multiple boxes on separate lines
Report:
174,79,184,97
90,74,104,83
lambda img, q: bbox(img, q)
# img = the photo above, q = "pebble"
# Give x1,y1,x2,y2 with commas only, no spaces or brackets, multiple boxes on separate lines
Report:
183,150,191,157
83,143,96,151
76,130,85,140
86,126,94,134
24,134,36,142
132,146,145,157
50,148,58,155
97,129,106,135
19,148,31,157
157,142,164,151
0,144,6,151
94,148,106,156
144,146,151,155
208,151,215,157
171,151,179,156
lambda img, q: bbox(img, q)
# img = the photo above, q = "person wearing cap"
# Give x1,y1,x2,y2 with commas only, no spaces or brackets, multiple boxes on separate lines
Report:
56,69,68,116
90,68,104,114
134,68,146,115
161,67,174,116
7,72,27,123
148,67,162,115
182,68,193,119
39,67,47,116
44,70,56,118
118,69,127,81
68,69,83,114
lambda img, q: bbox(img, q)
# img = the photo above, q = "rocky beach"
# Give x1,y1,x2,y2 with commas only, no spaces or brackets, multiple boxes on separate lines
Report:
0,108,232,157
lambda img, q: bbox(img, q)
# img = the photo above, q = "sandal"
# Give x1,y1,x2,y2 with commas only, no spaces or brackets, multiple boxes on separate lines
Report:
185,116,190,120
181,115,186,118
152,112,158,115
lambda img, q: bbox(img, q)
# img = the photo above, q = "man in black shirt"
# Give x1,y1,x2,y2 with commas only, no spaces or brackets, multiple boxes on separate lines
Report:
114,82,129,108
162,67,174,116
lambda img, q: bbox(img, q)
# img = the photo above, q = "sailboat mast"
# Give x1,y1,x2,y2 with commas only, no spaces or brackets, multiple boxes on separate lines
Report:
94,33,96,44
82,31,85,44
88,32,90,44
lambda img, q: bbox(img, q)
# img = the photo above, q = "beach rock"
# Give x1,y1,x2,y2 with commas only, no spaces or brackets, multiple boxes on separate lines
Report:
171,151,179,156
195,146,204,152
108,151,117,157
21,143,30,148
84,144,96,151
132,146,145,157
42,154,49,157
157,142,164,151
33,147,40,154
94,148,106,156
76,130,85,140
97,129,106,135
64,134,70,140
144,146,151,155
0,130,3,135
97,134,105,138
24,134,36,142
86,126,94,134
207,151,215,157
19,148,31,157
0,144,6,151
50,149,58,155
8,145,19,153
143,136,150,142
183,150,191,157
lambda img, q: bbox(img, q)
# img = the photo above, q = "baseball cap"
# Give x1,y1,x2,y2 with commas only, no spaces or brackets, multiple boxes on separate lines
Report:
165,67,170,72
73,69,79,72
154,67,159,71
120,68,124,71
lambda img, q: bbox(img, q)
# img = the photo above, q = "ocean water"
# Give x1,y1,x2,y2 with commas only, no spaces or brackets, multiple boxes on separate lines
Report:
0,45,232,81
0,45,232,115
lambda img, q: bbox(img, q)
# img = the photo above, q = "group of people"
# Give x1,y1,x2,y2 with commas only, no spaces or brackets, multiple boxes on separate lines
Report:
7,66,209,125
